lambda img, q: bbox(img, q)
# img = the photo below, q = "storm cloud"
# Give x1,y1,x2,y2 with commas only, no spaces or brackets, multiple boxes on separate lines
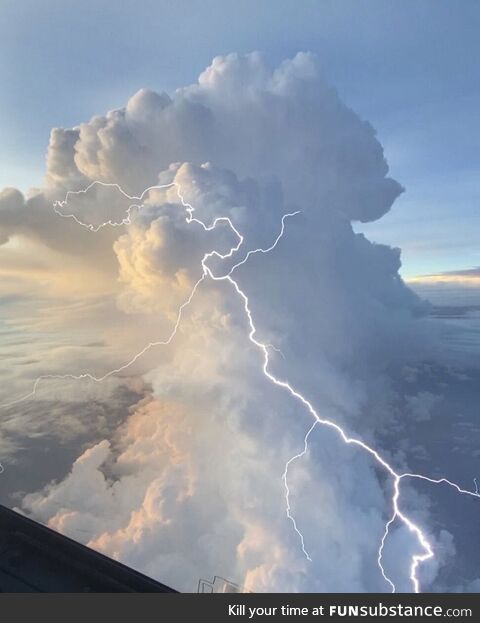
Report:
1,52,478,593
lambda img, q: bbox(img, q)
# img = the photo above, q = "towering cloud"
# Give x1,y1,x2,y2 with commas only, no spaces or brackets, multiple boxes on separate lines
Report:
1,52,472,592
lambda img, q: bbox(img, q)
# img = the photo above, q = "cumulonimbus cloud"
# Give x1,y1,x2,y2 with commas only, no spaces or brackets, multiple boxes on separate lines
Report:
1,52,473,593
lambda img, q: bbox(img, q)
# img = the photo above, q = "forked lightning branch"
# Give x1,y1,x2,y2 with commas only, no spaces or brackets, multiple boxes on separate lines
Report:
2,180,479,593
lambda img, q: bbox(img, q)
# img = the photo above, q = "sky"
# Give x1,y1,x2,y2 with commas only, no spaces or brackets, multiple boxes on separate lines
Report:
0,0,479,278
0,2,480,595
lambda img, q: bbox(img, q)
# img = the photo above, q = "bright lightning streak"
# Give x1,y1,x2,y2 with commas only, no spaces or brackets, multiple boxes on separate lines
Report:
377,505,397,593
4,179,480,594
282,421,317,561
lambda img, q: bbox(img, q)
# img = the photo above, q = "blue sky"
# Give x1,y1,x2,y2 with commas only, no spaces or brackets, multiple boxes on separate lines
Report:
0,0,478,277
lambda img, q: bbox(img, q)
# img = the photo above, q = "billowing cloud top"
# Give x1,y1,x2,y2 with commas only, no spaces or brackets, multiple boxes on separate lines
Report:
45,52,402,222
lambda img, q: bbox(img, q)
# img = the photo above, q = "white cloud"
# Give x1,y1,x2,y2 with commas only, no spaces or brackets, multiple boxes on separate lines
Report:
0,51,472,592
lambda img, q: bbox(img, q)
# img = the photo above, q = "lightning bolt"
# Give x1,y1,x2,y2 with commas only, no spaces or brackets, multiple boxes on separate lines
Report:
282,421,317,562
3,180,479,593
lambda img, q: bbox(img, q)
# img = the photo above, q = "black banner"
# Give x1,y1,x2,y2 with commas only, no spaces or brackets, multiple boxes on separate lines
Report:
0,593,478,622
